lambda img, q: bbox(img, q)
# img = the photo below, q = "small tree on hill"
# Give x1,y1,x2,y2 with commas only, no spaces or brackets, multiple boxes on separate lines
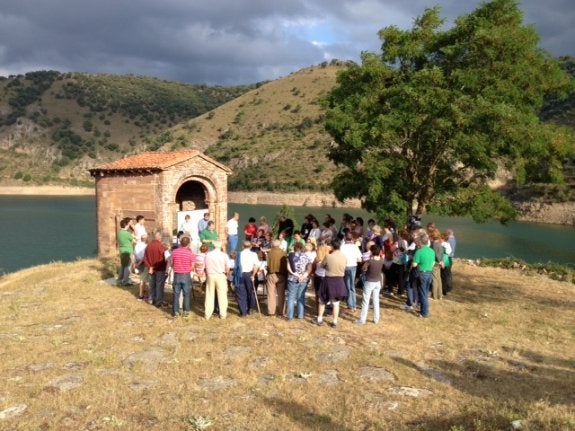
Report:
271,204,296,238
324,0,574,223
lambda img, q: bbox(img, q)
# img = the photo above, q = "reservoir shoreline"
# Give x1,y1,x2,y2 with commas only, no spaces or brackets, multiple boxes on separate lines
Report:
0,186,572,226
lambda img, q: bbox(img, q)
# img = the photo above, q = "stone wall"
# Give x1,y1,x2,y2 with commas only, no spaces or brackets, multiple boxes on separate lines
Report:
94,173,159,256
513,201,575,226
160,156,229,243
93,154,230,257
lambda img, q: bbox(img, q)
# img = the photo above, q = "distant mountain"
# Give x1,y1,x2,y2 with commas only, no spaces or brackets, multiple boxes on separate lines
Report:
0,71,255,186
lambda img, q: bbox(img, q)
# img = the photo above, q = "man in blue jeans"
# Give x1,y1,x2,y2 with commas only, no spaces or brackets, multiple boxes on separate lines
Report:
226,212,240,252
340,232,362,311
169,236,196,318
286,242,312,320
411,230,435,318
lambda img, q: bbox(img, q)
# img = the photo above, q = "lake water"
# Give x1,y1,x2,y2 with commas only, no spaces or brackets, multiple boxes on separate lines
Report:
0,196,573,274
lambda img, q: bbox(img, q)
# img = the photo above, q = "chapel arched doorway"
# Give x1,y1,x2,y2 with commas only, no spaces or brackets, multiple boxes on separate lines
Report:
175,180,208,211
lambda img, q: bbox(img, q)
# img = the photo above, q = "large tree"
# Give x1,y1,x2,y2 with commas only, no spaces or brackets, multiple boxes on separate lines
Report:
324,0,574,223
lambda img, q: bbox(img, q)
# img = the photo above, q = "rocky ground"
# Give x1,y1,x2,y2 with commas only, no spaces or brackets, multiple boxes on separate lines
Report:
0,259,573,430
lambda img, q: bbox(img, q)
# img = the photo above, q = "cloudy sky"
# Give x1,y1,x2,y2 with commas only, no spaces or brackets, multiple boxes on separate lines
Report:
0,0,572,85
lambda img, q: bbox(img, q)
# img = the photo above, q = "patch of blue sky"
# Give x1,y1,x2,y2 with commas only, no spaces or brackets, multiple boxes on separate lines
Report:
281,17,340,46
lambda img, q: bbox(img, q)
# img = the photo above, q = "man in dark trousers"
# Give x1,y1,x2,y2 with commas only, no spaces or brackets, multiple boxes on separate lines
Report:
234,241,259,316
168,235,196,318
265,239,287,317
144,231,167,308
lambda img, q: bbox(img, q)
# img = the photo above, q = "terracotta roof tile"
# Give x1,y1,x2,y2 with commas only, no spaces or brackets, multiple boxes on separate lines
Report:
93,150,200,170
90,150,232,174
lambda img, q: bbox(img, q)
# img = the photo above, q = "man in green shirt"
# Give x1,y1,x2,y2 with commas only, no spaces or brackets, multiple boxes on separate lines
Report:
118,217,135,286
412,230,435,318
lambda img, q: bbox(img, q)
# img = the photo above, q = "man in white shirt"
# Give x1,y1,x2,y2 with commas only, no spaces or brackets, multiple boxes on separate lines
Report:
226,212,240,252
340,232,362,311
235,241,259,316
204,240,230,319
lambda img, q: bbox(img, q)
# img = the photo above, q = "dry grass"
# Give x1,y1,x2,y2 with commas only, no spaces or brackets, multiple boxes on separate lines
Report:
0,260,574,430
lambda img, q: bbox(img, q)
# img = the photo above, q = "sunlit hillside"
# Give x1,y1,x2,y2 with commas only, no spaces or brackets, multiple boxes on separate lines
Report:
161,62,352,192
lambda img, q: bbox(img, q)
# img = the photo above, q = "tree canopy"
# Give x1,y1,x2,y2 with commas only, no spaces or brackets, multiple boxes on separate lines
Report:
324,0,574,223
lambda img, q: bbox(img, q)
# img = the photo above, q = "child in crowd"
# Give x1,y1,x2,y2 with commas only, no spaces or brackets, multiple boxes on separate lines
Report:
134,233,149,300
194,244,208,289
255,250,267,295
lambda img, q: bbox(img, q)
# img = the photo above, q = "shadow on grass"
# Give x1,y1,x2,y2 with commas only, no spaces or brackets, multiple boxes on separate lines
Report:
400,411,572,431
447,269,575,311
448,270,517,305
262,396,353,431
397,351,575,407
501,346,575,372
96,257,116,280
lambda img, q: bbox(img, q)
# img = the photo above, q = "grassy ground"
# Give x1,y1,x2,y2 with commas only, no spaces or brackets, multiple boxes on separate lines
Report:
0,260,574,431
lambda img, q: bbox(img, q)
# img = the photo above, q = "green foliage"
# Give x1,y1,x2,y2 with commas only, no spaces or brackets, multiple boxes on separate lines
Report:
271,204,296,237
58,74,254,124
324,0,574,222
0,70,255,176
52,125,94,160
540,57,575,128
146,130,172,151
0,71,59,126
83,119,93,132
429,185,516,224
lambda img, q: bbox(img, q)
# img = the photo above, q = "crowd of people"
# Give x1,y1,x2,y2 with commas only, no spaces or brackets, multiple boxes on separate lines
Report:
116,211,456,323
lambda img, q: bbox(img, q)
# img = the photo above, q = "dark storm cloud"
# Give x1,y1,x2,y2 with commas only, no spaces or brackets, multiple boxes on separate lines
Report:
0,0,572,85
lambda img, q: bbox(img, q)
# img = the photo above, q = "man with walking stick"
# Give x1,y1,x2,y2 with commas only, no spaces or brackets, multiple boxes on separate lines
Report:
234,241,260,316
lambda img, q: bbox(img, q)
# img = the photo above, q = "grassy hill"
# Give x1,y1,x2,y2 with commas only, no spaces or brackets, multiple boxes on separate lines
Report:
0,71,255,186
163,61,351,192
0,259,573,430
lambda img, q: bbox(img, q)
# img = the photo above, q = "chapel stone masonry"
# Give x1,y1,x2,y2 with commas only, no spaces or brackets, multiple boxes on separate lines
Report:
89,150,232,257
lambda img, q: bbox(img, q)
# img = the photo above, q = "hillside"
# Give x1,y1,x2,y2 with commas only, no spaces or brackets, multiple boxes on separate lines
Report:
0,58,573,201
0,71,255,186
0,259,573,430
164,61,351,192
164,59,575,196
